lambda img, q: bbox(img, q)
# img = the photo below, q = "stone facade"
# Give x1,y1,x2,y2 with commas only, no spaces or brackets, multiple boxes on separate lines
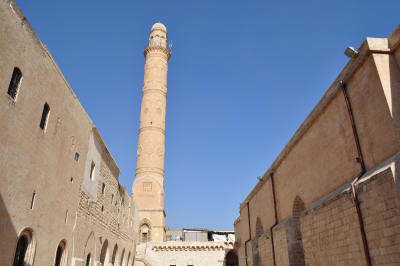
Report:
235,26,400,265
135,241,237,266
0,1,138,265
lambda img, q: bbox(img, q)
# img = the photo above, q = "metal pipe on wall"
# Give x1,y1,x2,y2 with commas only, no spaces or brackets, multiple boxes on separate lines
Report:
340,81,371,266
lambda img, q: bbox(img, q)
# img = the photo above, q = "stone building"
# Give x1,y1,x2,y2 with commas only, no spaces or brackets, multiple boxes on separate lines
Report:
234,26,400,265
0,1,138,265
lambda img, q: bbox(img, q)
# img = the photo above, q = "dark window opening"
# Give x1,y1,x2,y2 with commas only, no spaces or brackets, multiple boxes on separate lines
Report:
86,253,91,266
13,235,28,266
90,162,95,180
30,191,36,210
111,194,114,204
142,233,148,243
39,103,50,130
75,153,79,162
71,177,73,183
101,205,104,213
54,245,63,266
102,183,105,195
7,67,22,100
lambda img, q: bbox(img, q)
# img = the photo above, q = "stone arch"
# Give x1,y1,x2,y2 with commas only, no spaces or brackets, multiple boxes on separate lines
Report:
132,175,163,190
139,218,153,243
83,231,96,260
287,195,306,266
99,239,109,265
13,227,36,266
120,248,125,266
53,239,68,266
111,244,118,265
225,249,239,266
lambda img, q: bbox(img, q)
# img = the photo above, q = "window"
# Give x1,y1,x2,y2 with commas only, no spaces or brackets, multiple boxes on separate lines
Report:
86,253,91,266
13,235,28,266
142,233,148,243
90,162,95,180
39,103,50,131
54,245,63,266
30,191,36,210
65,210,68,224
111,194,114,204
75,153,79,162
101,205,104,213
7,67,22,100
54,240,67,266
13,229,36,266
102,183,105,195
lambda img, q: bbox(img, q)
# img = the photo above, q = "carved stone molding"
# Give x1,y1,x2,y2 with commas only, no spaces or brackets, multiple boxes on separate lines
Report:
136,166,164,175
142,88,167,98
151,242,234,252
139,126,165,135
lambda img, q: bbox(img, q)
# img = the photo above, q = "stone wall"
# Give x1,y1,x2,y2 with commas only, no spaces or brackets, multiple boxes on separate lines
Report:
235,24,400,266
0,1,138,265
138,241,235,266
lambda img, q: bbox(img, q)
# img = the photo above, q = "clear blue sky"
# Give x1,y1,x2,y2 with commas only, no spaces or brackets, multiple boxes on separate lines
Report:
15,0,400,230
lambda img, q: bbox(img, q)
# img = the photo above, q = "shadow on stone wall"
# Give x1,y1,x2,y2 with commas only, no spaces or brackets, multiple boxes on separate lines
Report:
0,193,18,264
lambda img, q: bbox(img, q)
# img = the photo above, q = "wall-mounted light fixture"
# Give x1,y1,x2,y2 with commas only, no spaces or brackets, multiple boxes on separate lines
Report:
344,47,359,58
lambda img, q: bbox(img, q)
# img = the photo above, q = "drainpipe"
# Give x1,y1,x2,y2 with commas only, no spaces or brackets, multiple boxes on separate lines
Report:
340,81,371,266
269,173,278,266
244,202,251,266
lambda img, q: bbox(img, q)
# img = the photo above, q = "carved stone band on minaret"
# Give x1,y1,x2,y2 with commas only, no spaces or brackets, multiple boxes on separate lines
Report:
143,89,167,98
144,47,171,60
139,126,165,135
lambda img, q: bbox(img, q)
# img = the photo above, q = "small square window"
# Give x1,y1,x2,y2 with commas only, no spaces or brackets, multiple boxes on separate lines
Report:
75,152,79,162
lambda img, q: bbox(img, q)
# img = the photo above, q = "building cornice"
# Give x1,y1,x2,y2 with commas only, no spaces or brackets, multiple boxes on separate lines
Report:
151,241,234,252
144,47,171,60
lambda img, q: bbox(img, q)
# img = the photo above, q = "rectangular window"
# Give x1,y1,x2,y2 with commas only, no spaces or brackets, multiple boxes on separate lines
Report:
102,183,105,195
75,152,79,162
101,205,104,213
111,194,114,204
142,233,148,243
39,103,50,131
90,162,95,180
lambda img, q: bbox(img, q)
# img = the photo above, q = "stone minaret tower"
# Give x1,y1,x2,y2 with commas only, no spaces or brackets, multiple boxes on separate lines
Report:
132,23,171,243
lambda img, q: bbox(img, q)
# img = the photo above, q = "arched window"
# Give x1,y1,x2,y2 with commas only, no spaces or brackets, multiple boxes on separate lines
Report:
39,103,50,131
54,240,67,266
100,240,109,265
13,235,28,266
86,253,91,266
13,228,36,266
7,67,22,100
111,244,118,265
287,195,306,266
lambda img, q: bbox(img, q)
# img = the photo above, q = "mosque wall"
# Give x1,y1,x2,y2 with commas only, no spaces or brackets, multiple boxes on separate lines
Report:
235,25,400,265
0,1,137,265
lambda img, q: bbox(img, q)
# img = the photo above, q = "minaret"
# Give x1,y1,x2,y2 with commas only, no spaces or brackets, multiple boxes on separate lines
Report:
132,23,171,243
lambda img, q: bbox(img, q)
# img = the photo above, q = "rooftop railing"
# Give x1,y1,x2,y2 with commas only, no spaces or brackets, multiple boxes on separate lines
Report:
144,41,172,53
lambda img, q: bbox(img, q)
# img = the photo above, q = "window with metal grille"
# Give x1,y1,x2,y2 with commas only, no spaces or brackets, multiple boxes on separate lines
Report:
90,162,95,180
39,103,50,130
7,67,22,100
13,235,28,266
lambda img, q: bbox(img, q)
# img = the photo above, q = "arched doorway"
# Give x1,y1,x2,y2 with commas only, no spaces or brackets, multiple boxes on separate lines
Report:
13,228,36,266
225,250,238,266
100,240,109,265
111,244,118,265
287,195,306,266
